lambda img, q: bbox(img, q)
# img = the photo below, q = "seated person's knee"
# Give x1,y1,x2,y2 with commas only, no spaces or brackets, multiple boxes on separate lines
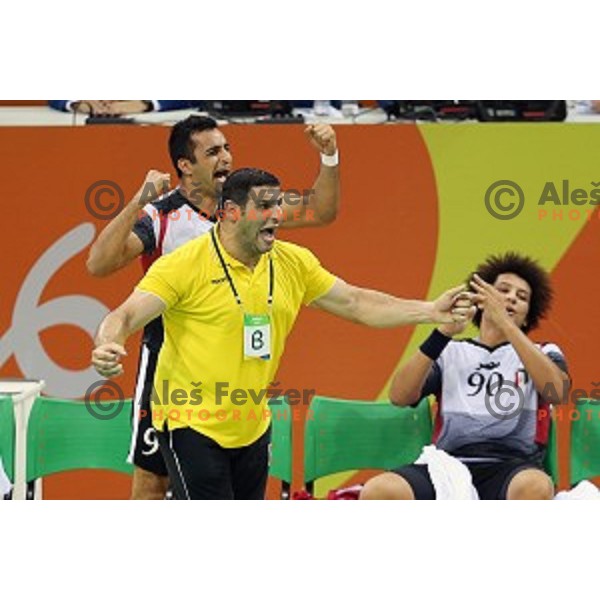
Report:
507,469,554,500
360,472,415,500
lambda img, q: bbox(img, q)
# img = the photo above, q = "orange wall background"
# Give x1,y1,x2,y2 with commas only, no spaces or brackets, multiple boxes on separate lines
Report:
0,124,597,498
0,101,47,106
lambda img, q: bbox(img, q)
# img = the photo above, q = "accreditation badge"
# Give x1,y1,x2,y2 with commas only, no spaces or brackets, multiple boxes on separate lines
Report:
243,314,271,360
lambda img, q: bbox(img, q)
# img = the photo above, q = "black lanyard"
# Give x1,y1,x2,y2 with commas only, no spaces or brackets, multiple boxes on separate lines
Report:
211,228,274,309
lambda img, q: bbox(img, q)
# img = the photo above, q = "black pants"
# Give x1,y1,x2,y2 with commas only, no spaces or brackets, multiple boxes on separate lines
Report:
157,426,271,500
129,345,169,476
393,459,547,500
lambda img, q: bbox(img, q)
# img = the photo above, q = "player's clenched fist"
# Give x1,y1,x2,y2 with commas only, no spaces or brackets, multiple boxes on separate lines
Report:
92,342,127,378
305,124,337,156
135,170,171,206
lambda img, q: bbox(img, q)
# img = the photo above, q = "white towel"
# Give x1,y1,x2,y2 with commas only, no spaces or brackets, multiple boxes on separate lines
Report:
554,480,600,500
0,457,11,497
415,445,479,500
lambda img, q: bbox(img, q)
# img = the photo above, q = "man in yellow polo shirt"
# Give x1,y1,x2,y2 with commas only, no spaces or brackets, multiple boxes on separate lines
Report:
92,167,472,500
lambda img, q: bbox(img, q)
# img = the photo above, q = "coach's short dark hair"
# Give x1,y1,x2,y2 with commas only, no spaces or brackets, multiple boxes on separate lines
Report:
470,252,553,333
221,168,280,209
169,116,219,178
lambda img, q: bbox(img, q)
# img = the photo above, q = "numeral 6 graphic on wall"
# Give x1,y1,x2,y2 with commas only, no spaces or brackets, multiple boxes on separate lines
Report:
0,224,110,398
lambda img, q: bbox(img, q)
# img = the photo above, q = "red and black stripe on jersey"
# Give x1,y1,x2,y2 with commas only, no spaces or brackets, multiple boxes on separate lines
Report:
132,188,217,352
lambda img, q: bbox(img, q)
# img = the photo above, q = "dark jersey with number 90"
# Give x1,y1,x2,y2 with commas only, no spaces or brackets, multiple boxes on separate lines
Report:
419,339,568,462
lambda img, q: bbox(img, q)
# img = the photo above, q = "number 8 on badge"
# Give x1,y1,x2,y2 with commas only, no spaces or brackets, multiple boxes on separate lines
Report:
244,314,271,360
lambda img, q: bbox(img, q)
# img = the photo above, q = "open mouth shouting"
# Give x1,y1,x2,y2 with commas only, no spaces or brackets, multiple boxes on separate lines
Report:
259,224,279,248
214,168,230,185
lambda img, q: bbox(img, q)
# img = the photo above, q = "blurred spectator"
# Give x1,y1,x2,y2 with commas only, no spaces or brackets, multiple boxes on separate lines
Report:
565,101,600,116
49,100,201,114
290,101,342,109
589,101,600,113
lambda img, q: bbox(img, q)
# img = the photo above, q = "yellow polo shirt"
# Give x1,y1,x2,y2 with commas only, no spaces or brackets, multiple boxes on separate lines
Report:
135,228,336,448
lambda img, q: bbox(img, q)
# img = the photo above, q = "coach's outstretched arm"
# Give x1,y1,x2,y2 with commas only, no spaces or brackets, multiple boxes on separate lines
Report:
312,280,472,328
92,290,166,378
86,171,171,277
281,125,340,228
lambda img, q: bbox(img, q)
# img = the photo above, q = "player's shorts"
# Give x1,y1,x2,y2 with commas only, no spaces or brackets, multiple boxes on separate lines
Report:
156,425,271,500
392,458,549,500
127,344,168,477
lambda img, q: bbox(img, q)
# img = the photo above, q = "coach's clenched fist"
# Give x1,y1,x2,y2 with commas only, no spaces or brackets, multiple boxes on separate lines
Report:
92,342,127,378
